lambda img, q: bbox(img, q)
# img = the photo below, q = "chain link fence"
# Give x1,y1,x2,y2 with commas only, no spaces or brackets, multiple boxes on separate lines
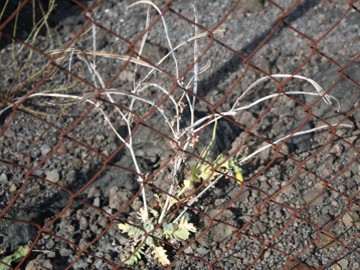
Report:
0,0,359,269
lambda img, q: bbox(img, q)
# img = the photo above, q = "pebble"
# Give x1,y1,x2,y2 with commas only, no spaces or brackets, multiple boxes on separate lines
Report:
330,144,343,156
59,247,73,257
274,209,283,219
9,183,17,193
93,197,101,207
109,187,122,210
65,170,76,182
131,198,142,211
87,186,101,198
108,187,131,210
214,198,226,207
317,213,332,227
57,145,68,154
0,173,8,182
263,250,271,259
30,148,41,158
46,169,60,183
270,227,280,236
79,216,89,230
90,224,100,234
342,213,353,227
338,259,349,269
314,230,337,251
40,144,52,156
25,259,53,270
236,0,264,17
303,190,327,206
98,217,108,228
47,251,56,258
251,222,266,235
94,260,103,269
79,239,90,249
4,129,15,138
46,239,55,249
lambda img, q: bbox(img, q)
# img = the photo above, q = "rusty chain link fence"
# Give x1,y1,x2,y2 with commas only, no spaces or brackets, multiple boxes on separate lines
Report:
0,0,359,269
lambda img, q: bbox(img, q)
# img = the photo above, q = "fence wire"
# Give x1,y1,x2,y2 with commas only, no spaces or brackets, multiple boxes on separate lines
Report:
0,0,359,269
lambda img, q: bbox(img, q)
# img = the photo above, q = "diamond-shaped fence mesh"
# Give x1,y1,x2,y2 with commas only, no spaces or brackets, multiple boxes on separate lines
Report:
0,0,359,269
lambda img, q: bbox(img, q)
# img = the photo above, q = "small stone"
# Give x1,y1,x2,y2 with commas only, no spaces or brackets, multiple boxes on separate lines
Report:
214,198,226,207
93,197,100,207
314,230,337,252
0,173,8,182
283,259,313,270
263,250,271,259
79,238,90,249
118,69,135,81
253,56,272,74
330,144,343,157
108,187,130,210
65,170,76,182
23,155,32,164
47,251,56,258
25,259,53,270
67,224,76,233
5,129,15,138
183,245,193,254
131,197,142,211
79,216,89,230
330,264,341,270
275,209,283,219
342,213,353,227
57,145,68,155
236,0,264,16
59,247,73,257
46,239,55,249
98,217,108,228
40,144,52,156
87,186,101,198
237,111,257,128
90,224,100,234
337,259,349,269
94,260,103,269
271,227,280,236
317,213,332,227
9,184,17,193
303,190,327,206
46,169,60,183
95,134,105,142
196,234,211,248
251,222,267,235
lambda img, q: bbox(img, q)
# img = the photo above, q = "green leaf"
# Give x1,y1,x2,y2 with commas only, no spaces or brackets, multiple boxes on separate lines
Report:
179,218,197,233
137,207,148,223
118,223,143,237
149,208,159,219
145,236,154,246
163,222,174,238
124,243,145,266
143,221,154,232
0,246,28,270
173,228,190,241
190,164,201,179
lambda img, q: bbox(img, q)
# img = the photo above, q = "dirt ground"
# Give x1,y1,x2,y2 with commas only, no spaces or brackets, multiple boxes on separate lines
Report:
0,0,359,269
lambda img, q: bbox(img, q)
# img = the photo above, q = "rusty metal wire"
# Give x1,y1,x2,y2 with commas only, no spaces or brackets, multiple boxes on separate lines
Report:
0,0,359,269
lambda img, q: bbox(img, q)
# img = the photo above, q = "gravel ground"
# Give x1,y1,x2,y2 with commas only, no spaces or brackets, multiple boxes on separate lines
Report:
0,0,359,269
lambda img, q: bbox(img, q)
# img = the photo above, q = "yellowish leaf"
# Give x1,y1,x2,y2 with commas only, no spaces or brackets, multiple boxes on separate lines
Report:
151,245,170,266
